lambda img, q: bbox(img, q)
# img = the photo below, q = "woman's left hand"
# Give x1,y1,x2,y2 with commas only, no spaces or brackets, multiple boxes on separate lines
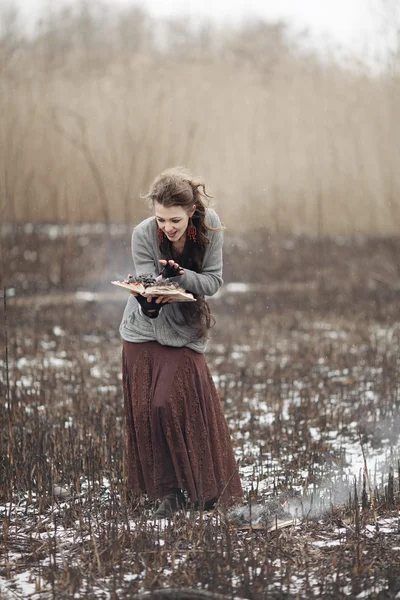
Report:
157,259,185,280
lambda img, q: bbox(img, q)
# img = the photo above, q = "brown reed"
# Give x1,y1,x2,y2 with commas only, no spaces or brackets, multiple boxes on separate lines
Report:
0,4,399,235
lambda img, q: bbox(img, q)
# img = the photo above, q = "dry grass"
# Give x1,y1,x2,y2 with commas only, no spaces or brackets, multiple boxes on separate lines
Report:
1,227,400,598
1,4,400,234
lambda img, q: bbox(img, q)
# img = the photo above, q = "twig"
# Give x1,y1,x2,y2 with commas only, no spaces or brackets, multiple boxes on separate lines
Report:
210,459,242,518
131,588,247,600
359,433,376,522
0,563,47,569
369,272,400,290
0,585,25,599
3,286,11,410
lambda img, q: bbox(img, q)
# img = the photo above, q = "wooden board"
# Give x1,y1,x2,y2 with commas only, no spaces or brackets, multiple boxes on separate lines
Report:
143,286,196,302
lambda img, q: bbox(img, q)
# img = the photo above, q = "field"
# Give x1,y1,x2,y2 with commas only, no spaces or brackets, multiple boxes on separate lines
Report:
2,3,400,597
1,225,400,599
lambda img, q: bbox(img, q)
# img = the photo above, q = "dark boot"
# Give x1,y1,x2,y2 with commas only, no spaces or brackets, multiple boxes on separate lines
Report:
192,497,217,512
203,497,217,511
153,489,186,519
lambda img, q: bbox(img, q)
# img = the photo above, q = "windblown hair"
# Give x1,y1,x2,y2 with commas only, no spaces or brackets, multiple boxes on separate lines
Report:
145,167,222,339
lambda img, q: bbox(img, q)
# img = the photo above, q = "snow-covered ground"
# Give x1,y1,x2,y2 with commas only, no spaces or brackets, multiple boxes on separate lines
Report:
1,229,400,598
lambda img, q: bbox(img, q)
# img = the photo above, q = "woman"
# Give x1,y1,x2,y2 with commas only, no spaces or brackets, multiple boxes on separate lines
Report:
120,167,242,518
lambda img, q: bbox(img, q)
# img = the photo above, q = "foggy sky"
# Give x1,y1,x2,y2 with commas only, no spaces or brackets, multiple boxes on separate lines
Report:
8,0,395,63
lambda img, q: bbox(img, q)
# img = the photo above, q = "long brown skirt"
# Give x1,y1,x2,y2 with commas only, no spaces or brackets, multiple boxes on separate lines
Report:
122,339,243,506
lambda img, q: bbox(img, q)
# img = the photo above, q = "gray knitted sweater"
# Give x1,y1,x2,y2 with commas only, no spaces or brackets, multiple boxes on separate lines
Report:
119,207,223,353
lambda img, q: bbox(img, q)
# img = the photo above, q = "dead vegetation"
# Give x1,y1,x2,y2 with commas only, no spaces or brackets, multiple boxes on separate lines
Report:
1,227,400,598
1,3,400,234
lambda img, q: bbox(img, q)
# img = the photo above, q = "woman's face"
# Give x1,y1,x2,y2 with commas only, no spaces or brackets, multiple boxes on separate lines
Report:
154,202,195,242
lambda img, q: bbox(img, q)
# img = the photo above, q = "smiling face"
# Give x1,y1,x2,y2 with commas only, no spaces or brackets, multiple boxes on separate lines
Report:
154,202,195,243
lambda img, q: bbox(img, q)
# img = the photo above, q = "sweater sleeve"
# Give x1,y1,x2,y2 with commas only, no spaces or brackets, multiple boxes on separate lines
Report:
131,226,157,276
131,225,163,319
179,215,224,297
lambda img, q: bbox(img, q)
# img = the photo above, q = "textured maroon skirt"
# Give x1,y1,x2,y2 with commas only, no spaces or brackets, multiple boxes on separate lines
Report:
122,339,243,506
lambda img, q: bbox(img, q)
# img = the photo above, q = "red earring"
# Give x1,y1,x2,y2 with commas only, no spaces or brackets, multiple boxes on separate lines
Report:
158,227,165,241
187,218,197,242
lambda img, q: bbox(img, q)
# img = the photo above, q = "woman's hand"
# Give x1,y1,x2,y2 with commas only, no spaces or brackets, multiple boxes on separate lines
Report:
130,292,172,303
131,292,175,312
146,294,175,305
158,259,184,279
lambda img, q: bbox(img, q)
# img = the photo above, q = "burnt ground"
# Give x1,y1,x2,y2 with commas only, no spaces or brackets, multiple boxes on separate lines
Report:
1,224,400,599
